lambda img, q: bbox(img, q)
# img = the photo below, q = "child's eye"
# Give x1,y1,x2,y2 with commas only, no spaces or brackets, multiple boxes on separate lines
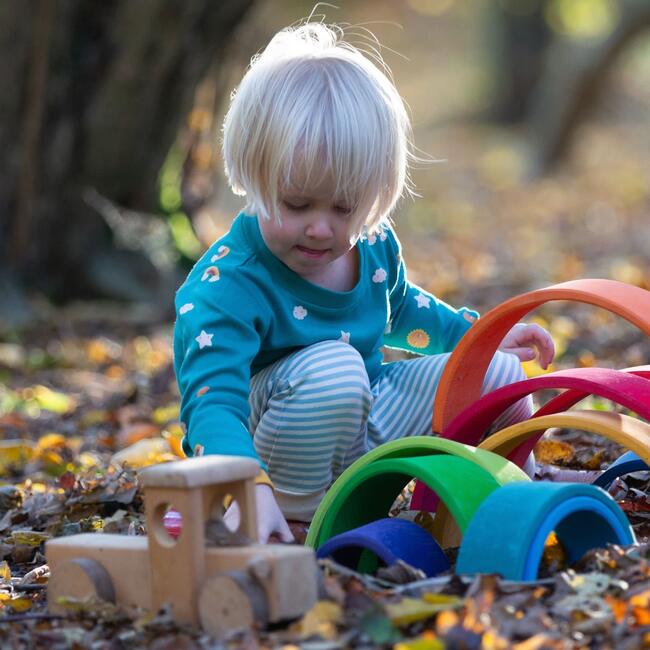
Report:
283,201,309,211
334,205,352,215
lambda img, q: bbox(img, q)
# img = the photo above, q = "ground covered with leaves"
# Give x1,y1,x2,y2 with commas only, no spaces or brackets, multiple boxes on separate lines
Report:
0,293,648,649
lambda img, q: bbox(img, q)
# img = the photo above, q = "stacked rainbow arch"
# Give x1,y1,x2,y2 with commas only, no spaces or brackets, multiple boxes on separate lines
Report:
307,279,650,581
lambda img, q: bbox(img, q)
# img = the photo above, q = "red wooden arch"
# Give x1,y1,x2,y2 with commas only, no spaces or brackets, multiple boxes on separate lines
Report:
443,367,650,447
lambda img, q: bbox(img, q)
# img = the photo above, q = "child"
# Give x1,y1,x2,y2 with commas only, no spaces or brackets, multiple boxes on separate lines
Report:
173,22,555,543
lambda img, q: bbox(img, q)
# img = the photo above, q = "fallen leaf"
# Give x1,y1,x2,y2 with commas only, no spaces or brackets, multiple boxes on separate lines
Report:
292,600,342,639
630,589,650,625
395,631,444,650
152,404,180,425
20,564,49,585
162,424,186,458
534,439,575,465
385,596,460,626
0,560,11,581
8,596,32,612
35,432,68,454
110,438,174,469
11,530,50,546
0,439,35,474
116,423,160,448
28,385,76,414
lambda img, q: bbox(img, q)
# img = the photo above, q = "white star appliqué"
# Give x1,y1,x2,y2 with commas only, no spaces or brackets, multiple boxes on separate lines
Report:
339,331,350,343
195,330,213,349
372,268,387,283
415,293,431,309
293,305,308,320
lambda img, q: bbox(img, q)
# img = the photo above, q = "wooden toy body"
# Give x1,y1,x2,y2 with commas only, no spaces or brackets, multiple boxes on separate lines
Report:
46,455,318,636
47,533,316,623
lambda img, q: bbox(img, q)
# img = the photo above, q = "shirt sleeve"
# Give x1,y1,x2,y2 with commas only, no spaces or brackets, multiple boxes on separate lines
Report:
173,276,268,468
382,228,479,354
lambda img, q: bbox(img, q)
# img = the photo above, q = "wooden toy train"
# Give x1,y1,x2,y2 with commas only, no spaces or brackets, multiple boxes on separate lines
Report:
46,456,319,637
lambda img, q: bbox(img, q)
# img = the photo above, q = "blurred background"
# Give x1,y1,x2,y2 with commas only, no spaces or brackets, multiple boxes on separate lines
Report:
1,0,649,357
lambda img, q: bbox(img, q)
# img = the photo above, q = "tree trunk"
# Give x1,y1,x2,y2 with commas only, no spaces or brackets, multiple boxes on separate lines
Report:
526,0,650,175
0,0,254,313
483,0,551,124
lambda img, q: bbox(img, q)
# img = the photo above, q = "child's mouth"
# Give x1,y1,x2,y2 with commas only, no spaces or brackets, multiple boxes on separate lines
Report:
296,245,328,259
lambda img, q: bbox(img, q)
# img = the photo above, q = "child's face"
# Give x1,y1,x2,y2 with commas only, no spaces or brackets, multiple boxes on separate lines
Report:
258,173,359,282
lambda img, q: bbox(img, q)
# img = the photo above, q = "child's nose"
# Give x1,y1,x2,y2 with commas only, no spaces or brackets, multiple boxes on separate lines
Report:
305,215,333,239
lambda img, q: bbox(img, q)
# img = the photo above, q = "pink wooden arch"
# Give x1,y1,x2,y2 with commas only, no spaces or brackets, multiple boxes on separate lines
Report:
443,367,650,447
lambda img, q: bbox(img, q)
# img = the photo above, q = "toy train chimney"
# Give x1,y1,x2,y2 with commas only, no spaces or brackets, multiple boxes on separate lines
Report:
140,455,259,625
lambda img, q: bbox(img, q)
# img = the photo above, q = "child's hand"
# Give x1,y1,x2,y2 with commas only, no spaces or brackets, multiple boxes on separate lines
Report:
223,483,294,544
499,323,555,370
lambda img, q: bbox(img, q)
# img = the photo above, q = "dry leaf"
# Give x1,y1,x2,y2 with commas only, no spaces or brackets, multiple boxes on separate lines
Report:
385,596,460,626
395,632,444,650
534,439,575,465
292,600,342,639
110,438,174,468
0,439,35,474
629,589,650,625
117,423,160,448
11,530,50,546
8,596,32,612
0,561,11,581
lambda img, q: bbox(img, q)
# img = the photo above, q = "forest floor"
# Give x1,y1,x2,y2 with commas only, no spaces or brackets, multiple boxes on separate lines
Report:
1,279,649,648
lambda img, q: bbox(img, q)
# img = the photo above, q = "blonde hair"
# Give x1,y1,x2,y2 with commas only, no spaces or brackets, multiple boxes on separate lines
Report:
222,22,414,235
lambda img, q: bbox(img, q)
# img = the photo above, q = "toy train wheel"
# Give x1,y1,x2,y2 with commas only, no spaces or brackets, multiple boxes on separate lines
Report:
199,570,269,637
47,558,116,613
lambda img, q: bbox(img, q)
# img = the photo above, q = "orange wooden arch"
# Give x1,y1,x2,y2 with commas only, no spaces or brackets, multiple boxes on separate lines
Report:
432,279,650,435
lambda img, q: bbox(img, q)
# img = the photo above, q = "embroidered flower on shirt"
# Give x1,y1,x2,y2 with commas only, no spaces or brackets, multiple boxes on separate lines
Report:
201,266,220,282
211,245,230,262
379,230,388,241
195,330,214,349
415,293,431,309
407,329,430,349
179,303,194,315
293,305,308,320
196,386,210,397
339,331,351,343
372,268,387,283
367,233,377,245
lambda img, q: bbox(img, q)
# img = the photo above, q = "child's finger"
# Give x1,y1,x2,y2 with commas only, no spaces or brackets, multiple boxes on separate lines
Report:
278,522,295,543
505,346,536,362
538,335,556,368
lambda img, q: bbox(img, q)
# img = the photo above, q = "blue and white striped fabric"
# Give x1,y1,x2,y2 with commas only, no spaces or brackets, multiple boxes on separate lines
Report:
249,340,532,520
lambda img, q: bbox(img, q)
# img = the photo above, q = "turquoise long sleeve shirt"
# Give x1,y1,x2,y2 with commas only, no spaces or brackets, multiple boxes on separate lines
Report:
173,212,479,467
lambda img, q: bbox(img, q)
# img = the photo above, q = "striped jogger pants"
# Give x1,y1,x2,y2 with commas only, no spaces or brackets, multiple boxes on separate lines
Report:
248,340,533,520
